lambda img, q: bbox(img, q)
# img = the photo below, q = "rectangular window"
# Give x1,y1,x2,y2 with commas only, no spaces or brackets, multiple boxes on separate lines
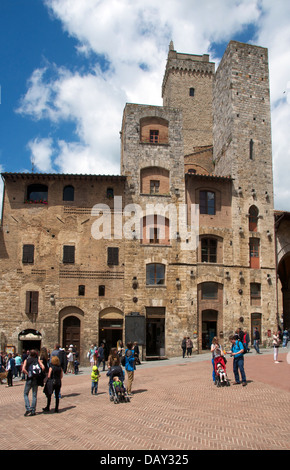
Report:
22,244,34,264
107,247,119,265
99,285,105,296
63,245,75,264
78,285,85,296
250,283,261,306
201,282,218,300
150,130,159,143
146,263,165,285
250,238,260,268
25,291,39,315
149,227,159,244
200,191,215,215
150,180,160,194
201,239,217,263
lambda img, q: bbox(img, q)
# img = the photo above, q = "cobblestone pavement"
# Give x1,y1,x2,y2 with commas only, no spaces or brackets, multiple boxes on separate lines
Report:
0,349,289,451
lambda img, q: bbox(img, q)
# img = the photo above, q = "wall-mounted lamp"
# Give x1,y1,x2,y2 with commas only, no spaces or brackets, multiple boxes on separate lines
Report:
50,294,55,304
267,230,272,240
176,278,181,289
267,274,272,284
238,187,243,196
190,270,195,279
225,271,230,280
239,271,244,282
132,277,138,289
252,189,256,198
239,227,244,235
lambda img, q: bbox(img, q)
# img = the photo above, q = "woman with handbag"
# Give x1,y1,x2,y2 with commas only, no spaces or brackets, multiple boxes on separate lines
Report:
43,355,63,413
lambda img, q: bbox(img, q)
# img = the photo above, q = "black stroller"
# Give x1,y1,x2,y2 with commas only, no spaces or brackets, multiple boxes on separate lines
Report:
106,365,130,404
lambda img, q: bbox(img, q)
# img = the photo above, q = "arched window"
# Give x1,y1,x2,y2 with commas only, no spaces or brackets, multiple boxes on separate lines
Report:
27,184,48,203
140,117,169,145
201,282,218,299
249,206,258,232
189,87,195,97
140,167,170,194
146,263,165,285
63,185,74,201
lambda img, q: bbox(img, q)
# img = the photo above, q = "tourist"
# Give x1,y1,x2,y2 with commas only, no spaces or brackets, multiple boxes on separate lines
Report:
43,355,63,413
22,349,45,416
124,342,135,396
228,335,247,386
273,331,280,363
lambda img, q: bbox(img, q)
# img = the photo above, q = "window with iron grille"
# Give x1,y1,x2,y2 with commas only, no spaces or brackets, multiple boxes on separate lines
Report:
150,130,159,143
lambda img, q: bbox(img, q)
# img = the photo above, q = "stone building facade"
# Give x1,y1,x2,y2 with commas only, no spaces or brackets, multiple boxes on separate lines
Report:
0,40,282,362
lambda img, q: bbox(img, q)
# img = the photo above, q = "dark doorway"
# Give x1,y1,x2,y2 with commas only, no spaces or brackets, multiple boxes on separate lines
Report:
63,316,80,352
99,319,123,359
202,310,218,349
146,307,165,357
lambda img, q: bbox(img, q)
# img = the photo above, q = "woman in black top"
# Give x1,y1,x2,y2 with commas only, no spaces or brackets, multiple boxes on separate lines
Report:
43,355,63,413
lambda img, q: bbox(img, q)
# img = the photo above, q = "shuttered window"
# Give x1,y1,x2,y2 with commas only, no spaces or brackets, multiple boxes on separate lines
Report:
22,244,34,264
107,247,119,265
63,245,75,264
25,291,39,314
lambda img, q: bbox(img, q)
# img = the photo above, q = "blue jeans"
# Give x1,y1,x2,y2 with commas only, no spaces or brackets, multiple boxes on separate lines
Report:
91,381,98,394
24,378,38,412
254,340,260,353
233,356,246,383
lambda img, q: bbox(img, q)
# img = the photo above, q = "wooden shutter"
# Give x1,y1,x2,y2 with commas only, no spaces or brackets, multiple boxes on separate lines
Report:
107,247,119,265
63,246,75,263
22,244,34,264
25,291,39,314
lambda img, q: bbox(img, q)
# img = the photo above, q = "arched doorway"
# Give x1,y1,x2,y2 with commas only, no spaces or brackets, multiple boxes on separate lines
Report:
59,306,84,357
18,329,42,352
62,316,81,352
99,307,124,358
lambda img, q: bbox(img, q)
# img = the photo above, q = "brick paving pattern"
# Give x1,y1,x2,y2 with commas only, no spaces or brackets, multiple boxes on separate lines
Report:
0,350,289,451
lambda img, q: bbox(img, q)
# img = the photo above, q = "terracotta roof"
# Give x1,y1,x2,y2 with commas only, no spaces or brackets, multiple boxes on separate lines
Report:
1,172,126,181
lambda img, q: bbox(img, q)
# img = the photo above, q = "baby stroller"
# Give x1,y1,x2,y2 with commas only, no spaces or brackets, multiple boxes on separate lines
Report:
214,356,230,387
106,365,130,404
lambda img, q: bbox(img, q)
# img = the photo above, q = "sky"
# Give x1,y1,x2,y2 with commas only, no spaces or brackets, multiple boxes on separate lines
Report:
0,0,289,210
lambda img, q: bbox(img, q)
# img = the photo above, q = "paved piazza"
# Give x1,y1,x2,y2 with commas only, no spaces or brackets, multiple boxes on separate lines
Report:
0,350,289,452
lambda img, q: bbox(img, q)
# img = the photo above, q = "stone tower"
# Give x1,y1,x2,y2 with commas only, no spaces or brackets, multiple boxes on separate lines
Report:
213,41,277,330
162,41,215,156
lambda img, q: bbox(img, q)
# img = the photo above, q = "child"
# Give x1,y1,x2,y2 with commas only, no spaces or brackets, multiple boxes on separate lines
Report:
91,365,100,395
113,376,125,397
216,363,227,383
74,359,79,375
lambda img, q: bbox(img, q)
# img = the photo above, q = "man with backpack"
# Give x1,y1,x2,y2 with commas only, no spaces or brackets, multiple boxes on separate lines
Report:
228,334,247,387
22,349,45,416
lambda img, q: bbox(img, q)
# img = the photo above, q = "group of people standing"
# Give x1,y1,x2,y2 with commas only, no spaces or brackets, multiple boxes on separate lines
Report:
89,341,139,396
22,344,66,416
181,337,194,358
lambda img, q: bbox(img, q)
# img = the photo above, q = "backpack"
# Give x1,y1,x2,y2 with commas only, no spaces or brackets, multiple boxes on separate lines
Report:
27,360,42,379
234,340,247,355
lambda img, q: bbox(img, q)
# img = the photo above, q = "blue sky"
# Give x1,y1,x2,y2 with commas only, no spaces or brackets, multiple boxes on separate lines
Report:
0,0,290,209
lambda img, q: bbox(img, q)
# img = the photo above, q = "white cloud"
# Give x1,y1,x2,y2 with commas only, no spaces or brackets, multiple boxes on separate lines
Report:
27,137,54,173
16,0,290,209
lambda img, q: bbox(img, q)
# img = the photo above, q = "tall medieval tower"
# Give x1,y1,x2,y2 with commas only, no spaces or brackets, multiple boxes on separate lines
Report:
162,41,215,156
